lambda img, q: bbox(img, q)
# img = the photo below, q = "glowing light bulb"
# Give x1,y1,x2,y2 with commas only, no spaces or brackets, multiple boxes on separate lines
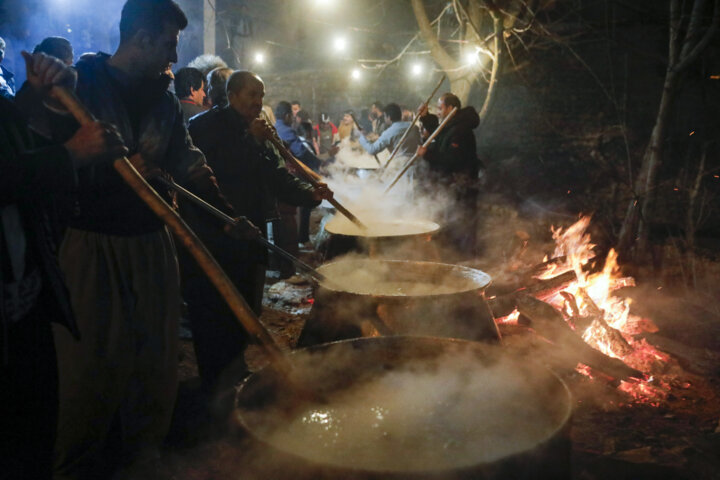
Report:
254,53,265,64
351,68,361,80
411,63,423,76
465,50,479,65
334,37,347,52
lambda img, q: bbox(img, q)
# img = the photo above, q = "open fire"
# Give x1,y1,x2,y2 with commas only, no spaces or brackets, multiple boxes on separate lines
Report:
499,216,674,405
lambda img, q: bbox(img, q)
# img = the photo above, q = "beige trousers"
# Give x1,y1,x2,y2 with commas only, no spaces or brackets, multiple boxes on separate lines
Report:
53,228,179,480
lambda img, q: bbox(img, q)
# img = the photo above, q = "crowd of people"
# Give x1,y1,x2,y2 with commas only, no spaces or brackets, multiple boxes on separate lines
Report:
0,0,482,479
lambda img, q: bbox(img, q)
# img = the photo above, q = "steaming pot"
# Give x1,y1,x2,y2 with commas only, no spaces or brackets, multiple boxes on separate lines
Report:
233,336,572,480
322,214,441,260
298,258,499,346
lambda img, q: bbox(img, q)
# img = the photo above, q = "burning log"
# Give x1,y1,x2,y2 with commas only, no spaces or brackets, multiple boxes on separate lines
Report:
516,294,643,381
487,270,578,318
576,288,634,358
524,255,568,278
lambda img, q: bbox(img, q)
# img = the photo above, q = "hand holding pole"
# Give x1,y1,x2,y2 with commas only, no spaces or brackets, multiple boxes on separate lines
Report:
50,86,292,375
384,106,458,194
379,75,446,174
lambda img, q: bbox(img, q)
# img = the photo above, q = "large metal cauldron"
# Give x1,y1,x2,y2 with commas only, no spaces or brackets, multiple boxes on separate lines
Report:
322,214,441,260
298,258,499,347
234,336,572,480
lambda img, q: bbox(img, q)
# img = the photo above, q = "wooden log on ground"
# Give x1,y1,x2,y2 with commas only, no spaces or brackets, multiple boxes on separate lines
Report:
517,294,643,380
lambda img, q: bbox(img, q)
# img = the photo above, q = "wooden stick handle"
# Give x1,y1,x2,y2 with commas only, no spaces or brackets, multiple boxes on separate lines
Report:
384,106,458,194
380,74,446,174
51,86,290,373
266,135,368,230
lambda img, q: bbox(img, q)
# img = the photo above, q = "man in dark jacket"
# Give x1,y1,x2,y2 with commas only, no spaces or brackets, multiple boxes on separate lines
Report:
1,53,126,479
16,1,242,477
417,93,481,260
186,71,331,393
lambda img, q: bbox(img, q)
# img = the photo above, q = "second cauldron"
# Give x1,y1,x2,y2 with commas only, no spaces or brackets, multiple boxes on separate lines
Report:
298,258,499,346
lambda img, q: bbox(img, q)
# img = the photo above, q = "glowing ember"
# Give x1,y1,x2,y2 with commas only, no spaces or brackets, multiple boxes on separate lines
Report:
536,216,670,404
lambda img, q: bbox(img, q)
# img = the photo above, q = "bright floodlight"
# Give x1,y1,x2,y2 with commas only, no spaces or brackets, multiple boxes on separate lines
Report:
411,63,423,76
334,36,347,52
351,68,361,80
465,50,479,65
254,53,265,64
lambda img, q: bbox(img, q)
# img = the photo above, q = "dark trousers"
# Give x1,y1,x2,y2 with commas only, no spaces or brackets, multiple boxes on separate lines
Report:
183,262,264,394
0,303,58,480
298,207,312,243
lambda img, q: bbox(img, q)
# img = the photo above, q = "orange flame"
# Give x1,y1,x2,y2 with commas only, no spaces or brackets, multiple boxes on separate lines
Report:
537,216,669,404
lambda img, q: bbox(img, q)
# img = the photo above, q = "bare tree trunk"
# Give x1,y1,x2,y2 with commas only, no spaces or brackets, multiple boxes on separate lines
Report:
617,0,719,262
686,144,708,288
617,74,678,259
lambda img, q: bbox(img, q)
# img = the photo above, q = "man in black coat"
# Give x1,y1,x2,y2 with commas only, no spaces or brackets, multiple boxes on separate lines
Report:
417,93,481,260
185,70,331,393
1,52,126,479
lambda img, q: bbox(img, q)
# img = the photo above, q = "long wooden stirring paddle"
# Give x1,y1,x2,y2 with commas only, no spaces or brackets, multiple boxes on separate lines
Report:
264,130,368,230
156,177,328,284
384,106,459,194
50,86,292,376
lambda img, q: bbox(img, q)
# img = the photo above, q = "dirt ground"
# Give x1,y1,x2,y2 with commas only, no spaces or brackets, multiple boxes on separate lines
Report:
123,207,720,479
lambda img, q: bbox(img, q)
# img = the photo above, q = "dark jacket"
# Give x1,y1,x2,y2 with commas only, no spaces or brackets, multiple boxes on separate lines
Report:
187,106,319,264
0,65,14,99
0,96,77,338
16,52,233,236
423,106,480,178
274,119,321,171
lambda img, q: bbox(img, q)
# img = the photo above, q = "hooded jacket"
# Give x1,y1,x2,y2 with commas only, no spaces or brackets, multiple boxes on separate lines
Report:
423,106,480,178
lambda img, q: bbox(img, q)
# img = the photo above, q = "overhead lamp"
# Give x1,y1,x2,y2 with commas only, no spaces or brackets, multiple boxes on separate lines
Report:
334,36,347,52
351,68,361,80
254,52,265,64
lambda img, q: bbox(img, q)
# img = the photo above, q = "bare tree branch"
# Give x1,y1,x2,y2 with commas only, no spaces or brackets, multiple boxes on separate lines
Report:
412,0,458,71
674,0,720,72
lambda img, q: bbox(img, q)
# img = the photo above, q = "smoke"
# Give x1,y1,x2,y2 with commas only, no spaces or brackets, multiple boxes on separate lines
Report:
320,140,455,239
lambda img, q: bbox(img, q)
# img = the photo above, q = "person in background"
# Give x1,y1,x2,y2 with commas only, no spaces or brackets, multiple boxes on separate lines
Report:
358,107,372,136
185,72,331,394
297,120,317,155
1,52,126,480
33,37,74,66
174,66,207,124
401,105,414,122
417,92,481,260
206,66,232,108
187,53,227,78
314,112,339,159
370,100,386,136
290,100,301,126
16,1,246,477
0,36,15,98
337,110,355,142
358,102,420,159
296,120,319,248
187,54,227,107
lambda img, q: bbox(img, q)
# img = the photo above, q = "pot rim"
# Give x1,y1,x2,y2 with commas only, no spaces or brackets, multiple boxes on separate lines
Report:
316,258,492,297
